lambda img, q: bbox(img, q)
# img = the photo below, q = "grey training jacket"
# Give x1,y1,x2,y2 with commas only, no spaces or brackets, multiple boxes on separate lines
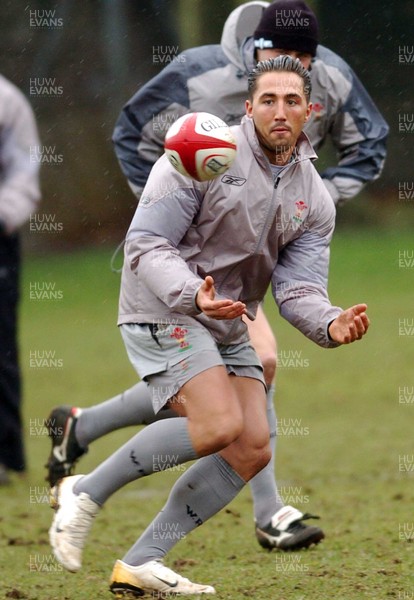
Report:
118,116,342,349
113,1,388,205
0,74,41,233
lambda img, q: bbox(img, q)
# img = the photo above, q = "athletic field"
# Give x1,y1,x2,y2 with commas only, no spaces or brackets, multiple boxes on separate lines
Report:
0,229,412,599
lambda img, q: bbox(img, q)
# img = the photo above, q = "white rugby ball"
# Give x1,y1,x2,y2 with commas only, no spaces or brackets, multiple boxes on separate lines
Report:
164,112,237,181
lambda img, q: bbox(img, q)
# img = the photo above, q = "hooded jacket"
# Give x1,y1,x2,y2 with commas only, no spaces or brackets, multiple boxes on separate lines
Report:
113,1,388,205
118,116,342,349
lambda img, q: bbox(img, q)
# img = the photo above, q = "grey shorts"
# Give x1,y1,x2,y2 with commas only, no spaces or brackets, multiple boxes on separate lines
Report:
120,322,265,413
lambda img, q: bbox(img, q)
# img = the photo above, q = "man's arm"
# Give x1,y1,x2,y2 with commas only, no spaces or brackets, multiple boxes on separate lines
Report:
319,58,389,204
126,164,247,318
272,227,369,347
272,229,343,348
112,45,227,199
112,58,190,198
125,176,203,314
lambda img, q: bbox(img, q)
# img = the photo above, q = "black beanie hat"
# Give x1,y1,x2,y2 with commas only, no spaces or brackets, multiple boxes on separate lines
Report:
254,0,319,57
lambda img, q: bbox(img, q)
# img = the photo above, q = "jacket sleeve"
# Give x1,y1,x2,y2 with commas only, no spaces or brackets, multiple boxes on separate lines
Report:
0,85,41,233
271,207,343,348
125,167,205,314
112,54,192,198
320,67,389,205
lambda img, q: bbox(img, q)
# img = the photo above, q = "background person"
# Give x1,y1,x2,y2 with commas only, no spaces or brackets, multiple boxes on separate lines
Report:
0,74,41,484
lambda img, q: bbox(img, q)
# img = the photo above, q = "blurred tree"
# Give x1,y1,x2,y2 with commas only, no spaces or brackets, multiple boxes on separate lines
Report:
0,1,408,252
177,0,240,48
0,0,246,251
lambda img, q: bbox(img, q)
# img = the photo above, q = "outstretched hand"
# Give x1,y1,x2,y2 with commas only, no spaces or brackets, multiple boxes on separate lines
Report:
196,276,246,320
328,304,370,344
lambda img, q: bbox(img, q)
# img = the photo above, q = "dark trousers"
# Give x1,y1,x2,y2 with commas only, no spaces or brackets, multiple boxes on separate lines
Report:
0,233,25,471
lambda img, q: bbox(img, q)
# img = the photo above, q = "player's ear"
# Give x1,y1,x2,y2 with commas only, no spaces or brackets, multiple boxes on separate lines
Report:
245,99,253,118
304,102,312,122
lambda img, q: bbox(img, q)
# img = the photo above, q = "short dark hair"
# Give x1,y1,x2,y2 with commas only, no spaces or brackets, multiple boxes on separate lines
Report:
248,55,312,101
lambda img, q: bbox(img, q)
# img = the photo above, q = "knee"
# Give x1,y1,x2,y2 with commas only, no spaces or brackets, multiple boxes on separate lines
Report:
251,432,272,472
242,441,272,481
242,423,272,478
259,352,277,387
194,410,244,456
254,443,272,473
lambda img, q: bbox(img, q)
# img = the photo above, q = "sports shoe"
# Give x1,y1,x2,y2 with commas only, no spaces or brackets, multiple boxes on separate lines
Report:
255,505,325,551
45,405,87,487
49,474,100,572
109,559,216,597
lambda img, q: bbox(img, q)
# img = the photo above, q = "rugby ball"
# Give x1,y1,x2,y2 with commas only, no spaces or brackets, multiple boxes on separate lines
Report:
164,112,237,181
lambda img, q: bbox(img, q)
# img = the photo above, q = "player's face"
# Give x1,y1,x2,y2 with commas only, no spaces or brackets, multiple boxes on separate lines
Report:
257,48,312,70
245,71,312,165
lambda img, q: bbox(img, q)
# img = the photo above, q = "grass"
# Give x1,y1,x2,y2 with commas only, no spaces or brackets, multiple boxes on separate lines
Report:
0,229,413,599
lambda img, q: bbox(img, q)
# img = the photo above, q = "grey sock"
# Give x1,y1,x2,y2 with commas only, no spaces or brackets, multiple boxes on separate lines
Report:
74,418,197,505
249,384,283,527
75,382,176,448
123,454,246,566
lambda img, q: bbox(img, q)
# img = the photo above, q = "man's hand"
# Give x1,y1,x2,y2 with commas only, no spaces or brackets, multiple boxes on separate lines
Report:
196,276,246,320
328,304,370,344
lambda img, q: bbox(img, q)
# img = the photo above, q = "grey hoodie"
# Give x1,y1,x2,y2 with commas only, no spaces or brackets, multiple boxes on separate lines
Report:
0,75,41,233
113,1,388,205
118,116,342,349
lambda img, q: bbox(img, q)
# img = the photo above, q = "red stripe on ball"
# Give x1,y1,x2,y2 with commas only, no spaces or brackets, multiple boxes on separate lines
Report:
164,113,236,181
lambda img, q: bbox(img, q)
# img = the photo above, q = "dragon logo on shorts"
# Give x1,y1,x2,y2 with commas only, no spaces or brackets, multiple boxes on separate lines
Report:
170,327,192,352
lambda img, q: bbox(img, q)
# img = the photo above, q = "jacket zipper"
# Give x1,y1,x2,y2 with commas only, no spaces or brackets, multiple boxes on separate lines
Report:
253,175,280,256
218,175,281,345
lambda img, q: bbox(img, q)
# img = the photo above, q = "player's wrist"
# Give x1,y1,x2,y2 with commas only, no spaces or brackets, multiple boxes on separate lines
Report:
193,287,203,313
327,319,336,341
